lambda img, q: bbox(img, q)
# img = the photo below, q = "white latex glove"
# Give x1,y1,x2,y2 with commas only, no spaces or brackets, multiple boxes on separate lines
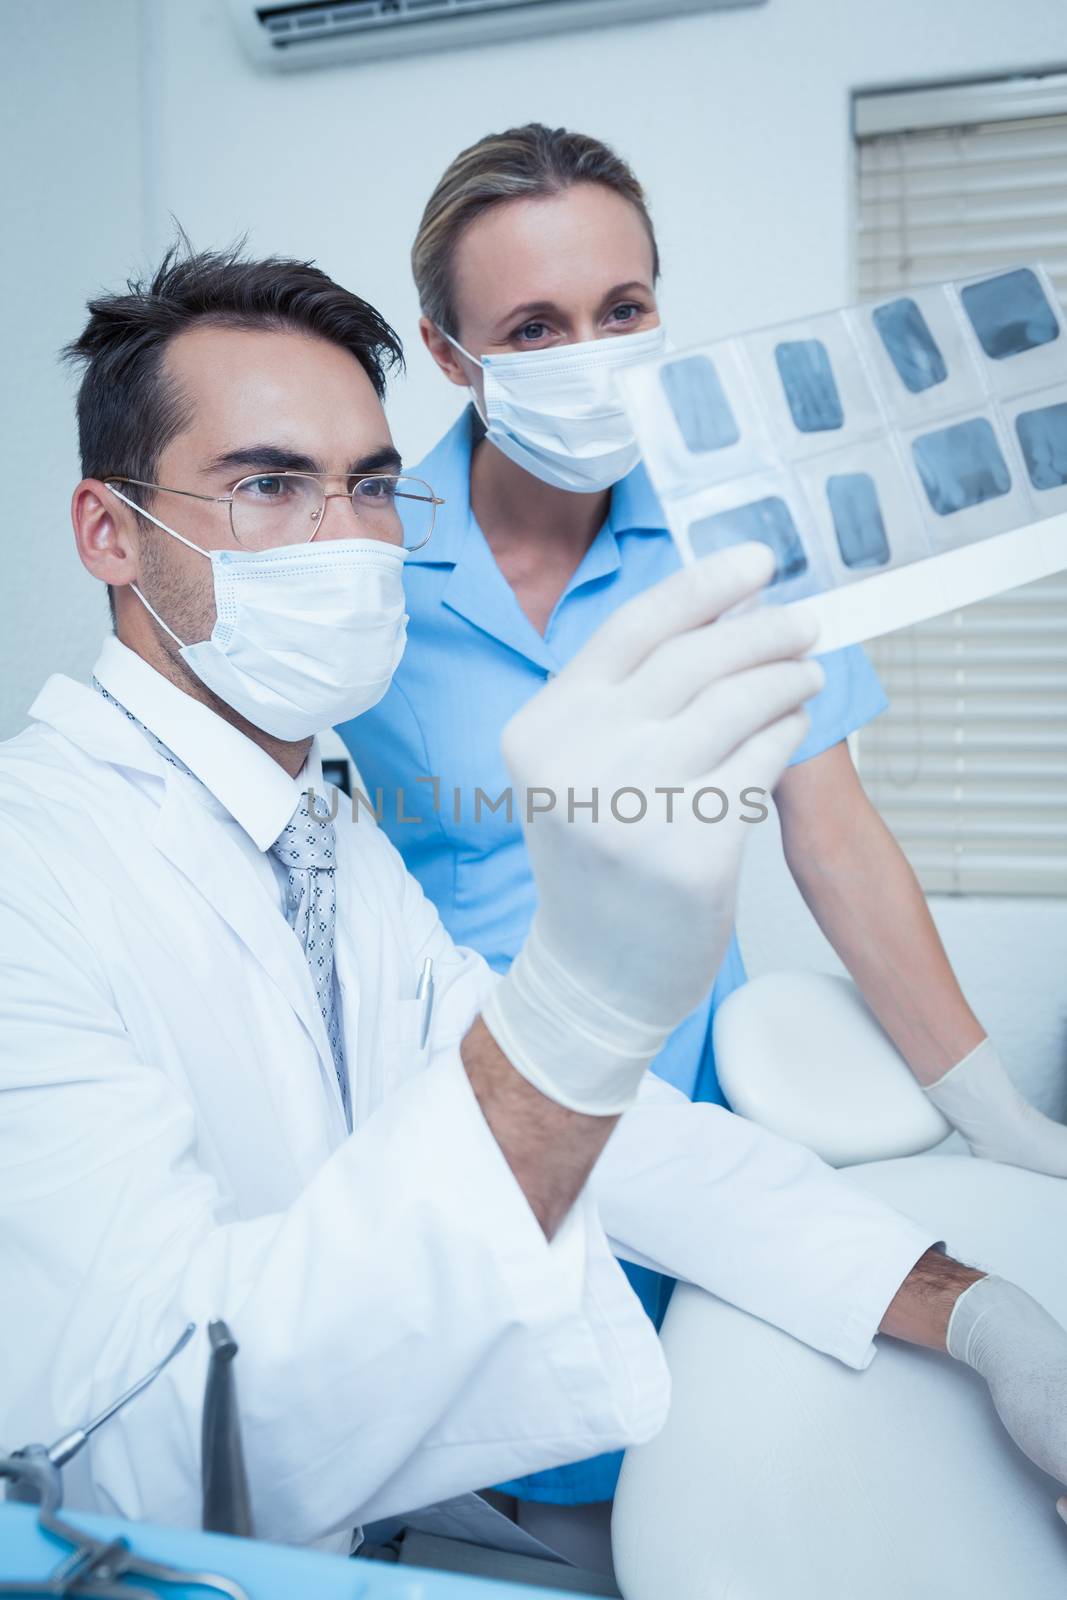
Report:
924,1038,1067,1178
948,1274,1067,1521
481,543,823,1115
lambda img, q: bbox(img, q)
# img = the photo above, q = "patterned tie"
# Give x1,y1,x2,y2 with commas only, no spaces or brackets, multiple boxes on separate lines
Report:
270,792,350,1122
94,678,350,1120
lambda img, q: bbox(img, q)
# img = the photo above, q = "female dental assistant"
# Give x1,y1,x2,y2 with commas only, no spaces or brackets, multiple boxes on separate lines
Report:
339,124,1067,1508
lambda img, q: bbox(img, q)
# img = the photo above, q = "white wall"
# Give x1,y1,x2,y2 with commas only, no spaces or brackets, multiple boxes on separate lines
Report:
2,0,1065,1103
138,0,1067,464
1,0,146,736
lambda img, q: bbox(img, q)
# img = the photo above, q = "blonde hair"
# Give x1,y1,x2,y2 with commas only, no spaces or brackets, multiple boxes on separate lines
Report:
412,123,660,337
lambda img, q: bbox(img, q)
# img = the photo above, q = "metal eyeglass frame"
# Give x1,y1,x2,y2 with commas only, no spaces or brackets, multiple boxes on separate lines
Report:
104,472,444,553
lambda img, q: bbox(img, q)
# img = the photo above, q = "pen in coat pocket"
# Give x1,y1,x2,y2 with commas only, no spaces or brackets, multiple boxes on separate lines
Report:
416,957,434,1049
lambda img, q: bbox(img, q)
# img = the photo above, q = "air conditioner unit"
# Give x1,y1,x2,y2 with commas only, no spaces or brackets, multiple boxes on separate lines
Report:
230,0,766,72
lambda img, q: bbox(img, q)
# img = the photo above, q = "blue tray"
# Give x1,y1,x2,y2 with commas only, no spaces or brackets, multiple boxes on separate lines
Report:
0,1504,568,1598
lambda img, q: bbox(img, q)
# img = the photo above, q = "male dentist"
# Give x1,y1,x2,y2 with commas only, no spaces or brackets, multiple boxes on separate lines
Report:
1,246,1065,1562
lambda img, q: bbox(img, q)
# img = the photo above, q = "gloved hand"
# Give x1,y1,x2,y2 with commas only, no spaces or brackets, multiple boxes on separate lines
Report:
924,1038,1067,1178
481,543,823,1115
947,1274,1067,1520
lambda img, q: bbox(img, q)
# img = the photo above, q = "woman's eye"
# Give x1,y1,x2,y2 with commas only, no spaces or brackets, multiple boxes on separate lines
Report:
517,321,551,343
608,303,643,326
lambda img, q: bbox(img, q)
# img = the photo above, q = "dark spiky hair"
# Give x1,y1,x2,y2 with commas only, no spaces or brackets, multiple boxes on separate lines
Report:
63,236,404,490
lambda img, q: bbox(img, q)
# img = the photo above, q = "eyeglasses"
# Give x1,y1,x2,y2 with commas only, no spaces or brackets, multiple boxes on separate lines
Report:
104,472,443,553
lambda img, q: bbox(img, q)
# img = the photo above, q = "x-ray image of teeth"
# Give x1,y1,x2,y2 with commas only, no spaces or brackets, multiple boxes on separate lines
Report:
615,264,1067,645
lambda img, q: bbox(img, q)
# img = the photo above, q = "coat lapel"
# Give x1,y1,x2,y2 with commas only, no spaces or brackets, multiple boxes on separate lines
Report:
151,775,339,1089
30,668,347,1125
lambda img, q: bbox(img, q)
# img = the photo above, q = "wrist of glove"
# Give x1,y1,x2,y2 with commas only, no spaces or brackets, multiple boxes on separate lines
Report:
948,1274,1067,1490
923,1038,1067,1178
481,917,674,1116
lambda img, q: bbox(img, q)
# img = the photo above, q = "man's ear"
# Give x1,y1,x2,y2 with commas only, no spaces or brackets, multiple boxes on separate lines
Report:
72,480,142,593
420,316,475,390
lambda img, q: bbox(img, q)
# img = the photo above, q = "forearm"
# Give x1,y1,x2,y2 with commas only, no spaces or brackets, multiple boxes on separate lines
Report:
593,1075,940,1369
879,1248,984,1349
461,1015,619,1238
779,752,984,1081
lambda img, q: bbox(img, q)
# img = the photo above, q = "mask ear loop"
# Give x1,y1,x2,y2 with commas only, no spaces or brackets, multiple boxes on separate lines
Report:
129,583,185,648
438,327,490,429
104,482,203,648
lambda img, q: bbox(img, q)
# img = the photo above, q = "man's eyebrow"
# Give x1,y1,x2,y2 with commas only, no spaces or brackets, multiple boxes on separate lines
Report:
203,445,320,476
351,445,403,476
201,444,404,477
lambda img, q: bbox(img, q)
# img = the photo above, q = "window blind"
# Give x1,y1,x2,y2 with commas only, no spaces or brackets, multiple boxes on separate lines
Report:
854,98,1067,895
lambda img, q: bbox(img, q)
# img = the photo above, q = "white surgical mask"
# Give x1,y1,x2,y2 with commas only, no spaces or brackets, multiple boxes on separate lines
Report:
444,323,668,493
107,486,408,740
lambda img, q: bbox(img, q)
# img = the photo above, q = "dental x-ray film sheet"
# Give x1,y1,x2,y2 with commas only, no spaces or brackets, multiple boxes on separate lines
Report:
616,265,1067,649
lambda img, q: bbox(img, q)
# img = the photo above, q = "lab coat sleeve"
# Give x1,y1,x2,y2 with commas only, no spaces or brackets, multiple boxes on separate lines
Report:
382,837,936,1372
593,1074,940,1370
0,829,667,1544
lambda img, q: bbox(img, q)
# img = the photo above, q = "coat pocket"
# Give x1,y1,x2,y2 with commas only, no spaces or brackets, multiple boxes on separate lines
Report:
380,995,431,1088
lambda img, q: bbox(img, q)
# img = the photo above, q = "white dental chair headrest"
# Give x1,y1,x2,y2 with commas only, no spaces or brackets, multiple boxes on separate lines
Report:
713,970,951,1166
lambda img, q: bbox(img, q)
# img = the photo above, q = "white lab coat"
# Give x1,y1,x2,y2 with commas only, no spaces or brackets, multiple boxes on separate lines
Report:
0,640,935,1550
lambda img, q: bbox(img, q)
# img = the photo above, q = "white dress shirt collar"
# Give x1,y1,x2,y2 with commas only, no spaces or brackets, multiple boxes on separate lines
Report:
92,635,324,852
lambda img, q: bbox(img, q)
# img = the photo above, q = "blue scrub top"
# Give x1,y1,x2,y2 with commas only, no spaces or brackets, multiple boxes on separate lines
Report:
338,408,888,1504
